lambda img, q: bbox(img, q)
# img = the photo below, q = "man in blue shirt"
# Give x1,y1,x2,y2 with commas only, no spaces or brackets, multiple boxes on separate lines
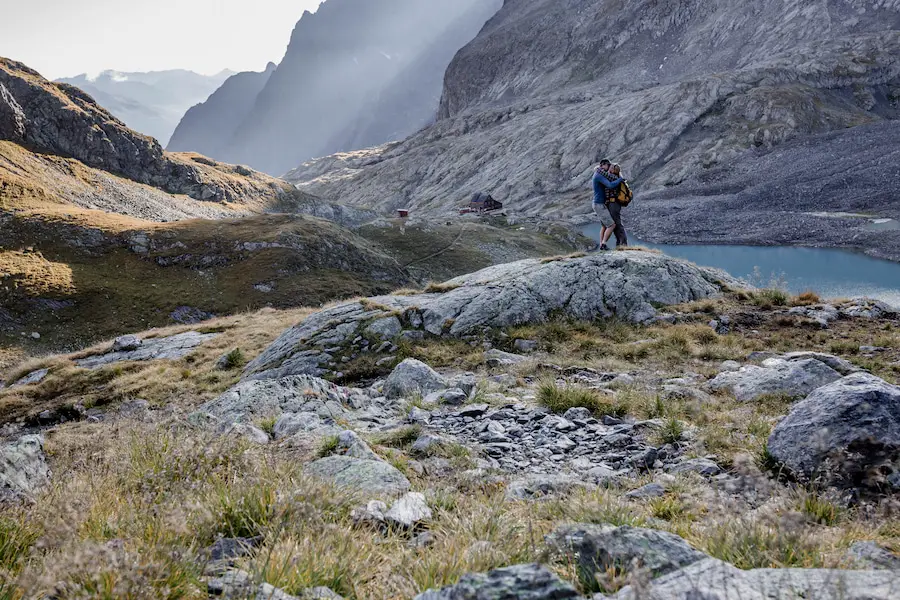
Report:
591,159,624,251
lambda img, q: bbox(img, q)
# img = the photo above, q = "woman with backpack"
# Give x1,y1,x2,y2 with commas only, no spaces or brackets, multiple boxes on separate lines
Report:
602,163,629,248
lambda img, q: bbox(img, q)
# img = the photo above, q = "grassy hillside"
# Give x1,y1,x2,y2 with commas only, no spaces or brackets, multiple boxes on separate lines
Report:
0,288,897,598
0,208,411,355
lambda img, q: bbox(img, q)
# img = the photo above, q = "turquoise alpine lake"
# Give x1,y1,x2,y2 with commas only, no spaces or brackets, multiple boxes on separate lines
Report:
581,223,900,307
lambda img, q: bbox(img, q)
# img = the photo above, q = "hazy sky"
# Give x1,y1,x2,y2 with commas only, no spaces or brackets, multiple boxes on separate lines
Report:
1,0,324,79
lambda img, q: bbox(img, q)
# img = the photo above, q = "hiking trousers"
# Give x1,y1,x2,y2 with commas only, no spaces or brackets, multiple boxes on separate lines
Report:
607,201,628,246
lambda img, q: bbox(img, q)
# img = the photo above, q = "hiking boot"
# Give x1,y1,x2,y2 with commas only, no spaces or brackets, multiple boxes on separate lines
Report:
600,244,610,251
587,243,601,253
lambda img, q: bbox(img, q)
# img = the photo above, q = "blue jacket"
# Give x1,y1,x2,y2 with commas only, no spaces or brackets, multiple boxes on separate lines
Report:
592,171,624,204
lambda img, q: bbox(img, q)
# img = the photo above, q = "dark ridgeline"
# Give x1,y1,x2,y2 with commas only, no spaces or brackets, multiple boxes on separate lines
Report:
168,0,502,176
167,63,277,158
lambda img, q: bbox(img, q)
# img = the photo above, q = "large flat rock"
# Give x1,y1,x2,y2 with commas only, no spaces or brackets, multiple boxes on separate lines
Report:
245,252,739,380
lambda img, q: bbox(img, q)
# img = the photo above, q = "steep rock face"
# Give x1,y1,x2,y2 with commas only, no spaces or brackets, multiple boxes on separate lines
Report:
218,0,501,175
0,57,289,205
287,0,900,221
57,69,233,146
167,63,276,157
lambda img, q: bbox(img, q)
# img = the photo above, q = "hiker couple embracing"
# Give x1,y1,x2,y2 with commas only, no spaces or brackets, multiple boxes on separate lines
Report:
591,158,632,251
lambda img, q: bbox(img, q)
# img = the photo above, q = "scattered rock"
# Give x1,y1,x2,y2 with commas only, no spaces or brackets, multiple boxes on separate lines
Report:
485,349,528,367
383,359,448,399
667,458,722,477
514,339,538,353
0,435,50,501
75,331,219,369
425,388,469,406
384,492,432,529
768,373,900,491
170,306,214,324
411,434,446,456
625,483,666,499
847,541,900,570
305,455,411,496
505,475,585,501
351,500,388,526
708,356,842,402
413,563,580,600
207,537,262,562
112,334,142,352
408,531,435,549
336,430,381,461
787,304,839,328
10,368,48,387
546,523,708,582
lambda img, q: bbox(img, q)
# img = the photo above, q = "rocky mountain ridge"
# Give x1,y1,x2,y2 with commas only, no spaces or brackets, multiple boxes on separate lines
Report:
57,68,233,145
181,0,501,175
167,63,277,159
286,0,900,257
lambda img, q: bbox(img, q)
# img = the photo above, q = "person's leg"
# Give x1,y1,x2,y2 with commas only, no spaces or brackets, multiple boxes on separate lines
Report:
608,203,627,247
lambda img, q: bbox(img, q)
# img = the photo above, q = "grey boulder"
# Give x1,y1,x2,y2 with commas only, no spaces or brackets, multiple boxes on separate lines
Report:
847,541,900,570
384,492,432,529
383,359,447,399
767,373,900,490
505,475,587,501
609,557,900,600
335,430,381,461
414,563,580,600
546,524,707,583
0,435,50,500
305,455,411,496
708,356,842,402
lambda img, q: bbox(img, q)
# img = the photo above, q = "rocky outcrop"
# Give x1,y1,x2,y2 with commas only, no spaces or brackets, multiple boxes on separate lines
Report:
305,455,411,496
287,0,900,241
546,524,708,583
414,564,580,600
216,0,501,175
707,355,845,401
611,557,900,599
0,57,314,206
57,69,232,146
167,63,276,157
767,373,900,490
245,251,740,380
0,435,50,501
74,331,219,369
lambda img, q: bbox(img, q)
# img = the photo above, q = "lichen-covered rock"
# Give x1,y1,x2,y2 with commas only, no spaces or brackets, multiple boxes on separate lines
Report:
305,455,411,496
767,373,900,490
0,435,50,500
847,541,900,570
708,357,843,402
245,253,738,380
197,375,368,424
546,524,708,583
384,492,432,529
609,557,900,600
75,331,219,369
383,359,448,399
413,563,580,600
